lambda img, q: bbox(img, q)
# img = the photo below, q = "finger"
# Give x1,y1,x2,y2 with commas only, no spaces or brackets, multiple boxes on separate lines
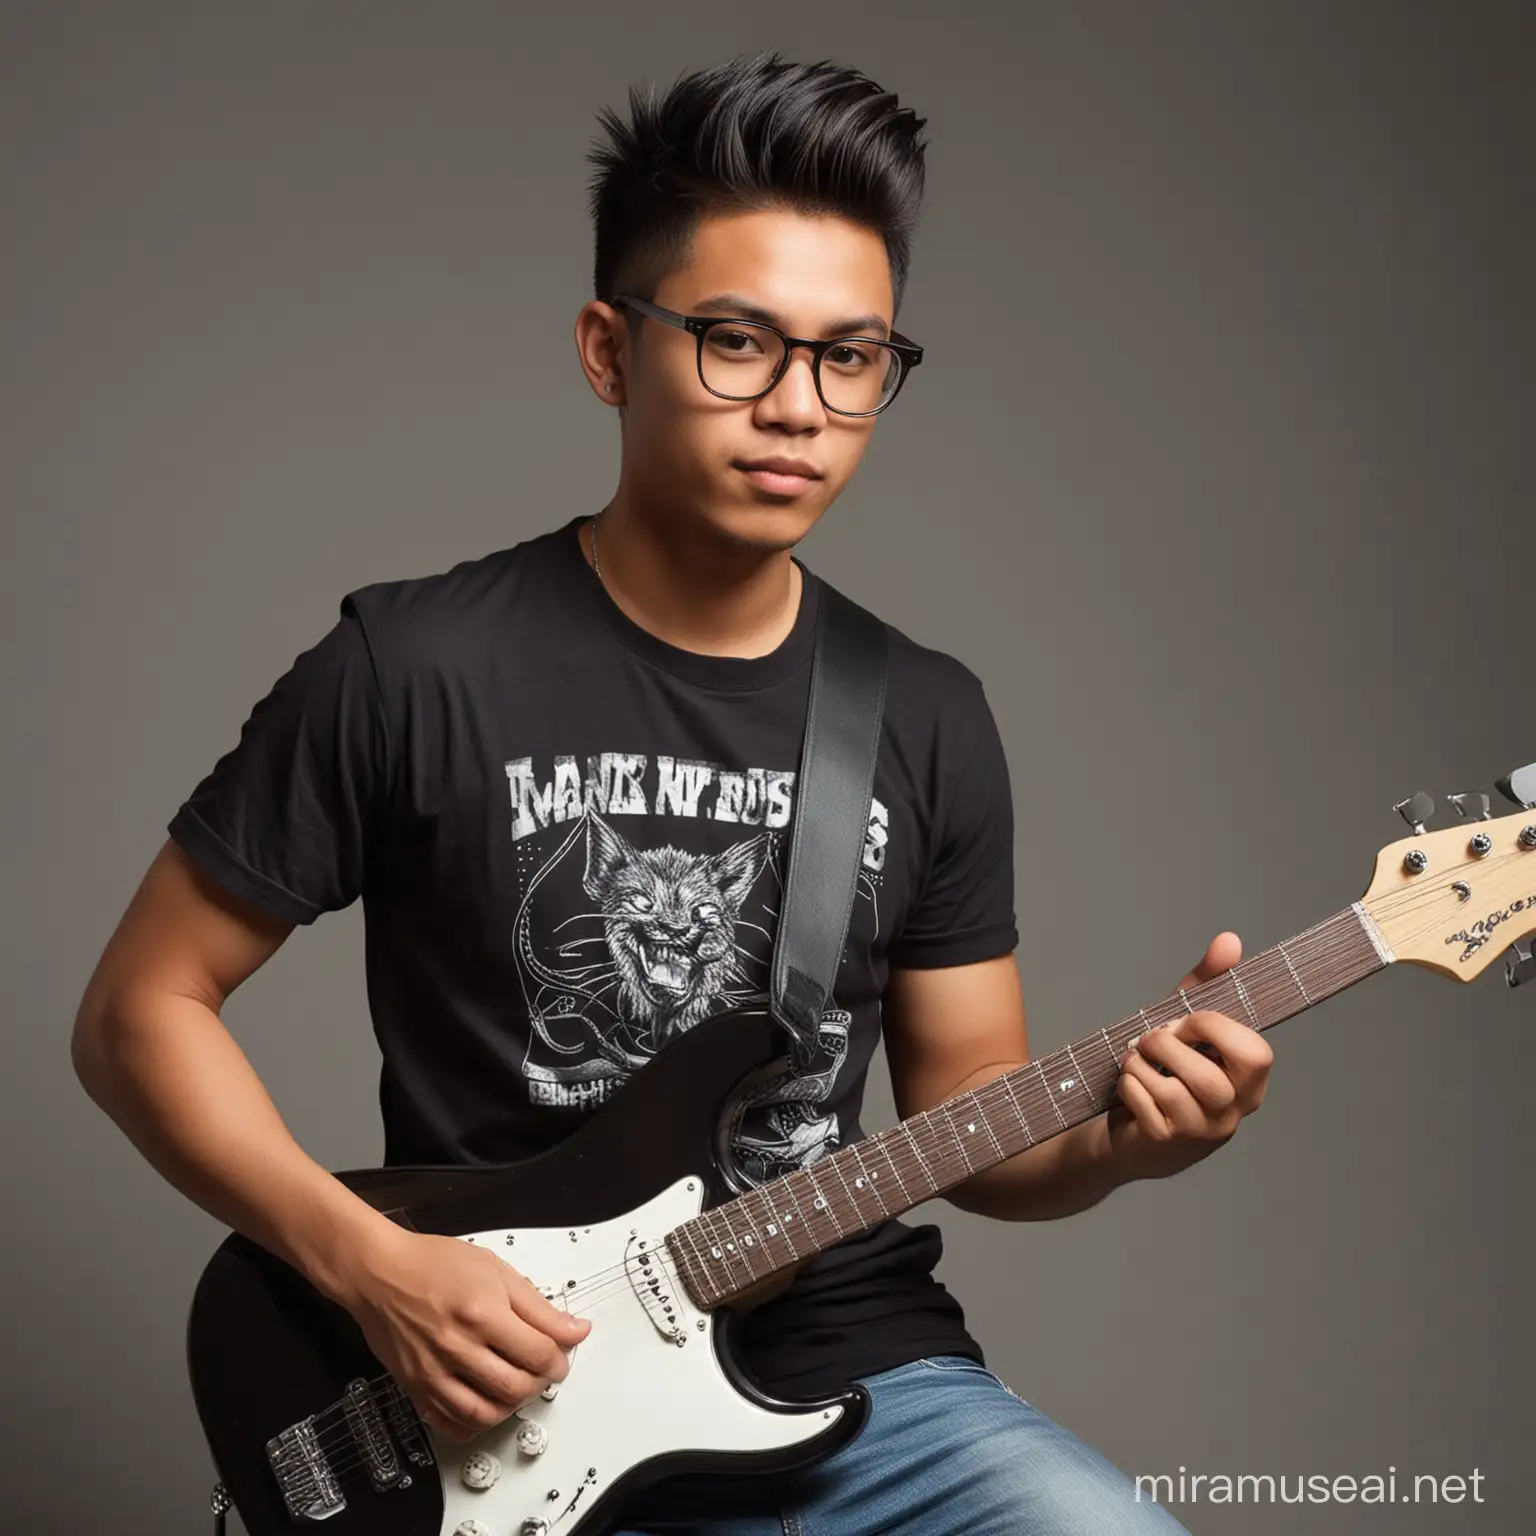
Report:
418,1376,513,1443
1121,1051,1206,1135
1134,1027,1237,1114
1176,930,1242,992
474,1304,573,1387
505,1264,594,1345
1177,1011,1274,1098
446,1328,552,1409
1115,1069,1173,1140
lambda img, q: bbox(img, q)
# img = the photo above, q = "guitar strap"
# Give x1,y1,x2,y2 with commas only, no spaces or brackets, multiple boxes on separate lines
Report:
770,574,890,1047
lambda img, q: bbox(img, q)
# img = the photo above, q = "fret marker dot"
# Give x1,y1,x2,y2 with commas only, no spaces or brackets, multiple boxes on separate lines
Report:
1060,1078,1075,1092
855,1176,866,1188
710,1247,722,1259
813,1196,827,1209
766,1223,778,1236
966,1123,976,1133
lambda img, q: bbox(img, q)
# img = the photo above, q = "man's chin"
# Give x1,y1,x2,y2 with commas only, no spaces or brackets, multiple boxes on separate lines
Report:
714,504,823,555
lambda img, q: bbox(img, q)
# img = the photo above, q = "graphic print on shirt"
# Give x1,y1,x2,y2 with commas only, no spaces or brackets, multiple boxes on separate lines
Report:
503,751,886,1184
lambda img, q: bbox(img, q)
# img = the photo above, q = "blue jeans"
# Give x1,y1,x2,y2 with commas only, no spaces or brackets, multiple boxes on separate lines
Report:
614,1354,1190,1535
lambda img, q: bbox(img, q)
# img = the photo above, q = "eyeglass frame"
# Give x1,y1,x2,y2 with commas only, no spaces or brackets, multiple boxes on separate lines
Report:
610,293,924,417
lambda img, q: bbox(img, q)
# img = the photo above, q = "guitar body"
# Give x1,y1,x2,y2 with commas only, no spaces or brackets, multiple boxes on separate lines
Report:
186,1007,868,1536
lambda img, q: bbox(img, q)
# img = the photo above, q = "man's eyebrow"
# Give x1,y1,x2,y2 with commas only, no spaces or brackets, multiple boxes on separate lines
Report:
691,293,892,339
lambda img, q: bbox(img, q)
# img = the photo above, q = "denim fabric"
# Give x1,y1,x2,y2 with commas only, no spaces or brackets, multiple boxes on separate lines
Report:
613,1354,1190,1535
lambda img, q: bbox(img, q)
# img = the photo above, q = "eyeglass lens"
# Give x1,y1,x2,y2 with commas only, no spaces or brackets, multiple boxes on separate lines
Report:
700,322,901,413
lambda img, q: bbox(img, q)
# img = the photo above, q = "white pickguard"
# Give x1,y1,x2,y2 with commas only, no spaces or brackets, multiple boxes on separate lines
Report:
433,1176,843,1536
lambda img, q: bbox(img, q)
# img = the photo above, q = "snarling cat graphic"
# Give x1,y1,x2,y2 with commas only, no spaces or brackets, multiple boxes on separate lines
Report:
583,811,773,1050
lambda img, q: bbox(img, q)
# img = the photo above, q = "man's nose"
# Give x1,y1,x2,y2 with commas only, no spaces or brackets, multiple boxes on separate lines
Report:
760,347,823,420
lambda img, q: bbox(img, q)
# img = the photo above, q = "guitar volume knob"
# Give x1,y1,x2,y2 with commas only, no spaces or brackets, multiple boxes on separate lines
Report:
455,1523,492,1536
516,1419,549,1457
459,1450,501,1490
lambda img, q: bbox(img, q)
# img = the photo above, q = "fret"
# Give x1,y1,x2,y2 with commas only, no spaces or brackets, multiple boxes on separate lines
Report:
777,1170,814,1246
874,1126,916,1203
936,1103,978,1175
692,1212,732,1294
849,1142,893,1217
1035,1060,1069,1129
711,1203,760,1281
804,1173,845,1239
899,1119,938,1193
741,1185,784,1267
1099,1027,1123,1075
755,1181,803,1262
1277,940,1312,1006
1060,1043,1098,1114
997,1070,1036,1148
1241,947,1296,1024
673,1220,719,1304
1228,969,1259,1028
967,1087,1008,1162
823,1151,871,1228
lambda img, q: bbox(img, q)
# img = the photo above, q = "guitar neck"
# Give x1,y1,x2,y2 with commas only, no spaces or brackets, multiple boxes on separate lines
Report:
668,902,1394,1308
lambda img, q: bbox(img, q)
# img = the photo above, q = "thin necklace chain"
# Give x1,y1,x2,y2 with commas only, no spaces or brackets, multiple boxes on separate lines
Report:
589,512,604,585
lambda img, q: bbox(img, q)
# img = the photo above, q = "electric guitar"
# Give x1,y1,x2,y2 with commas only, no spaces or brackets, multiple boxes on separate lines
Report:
187,768,1536,1536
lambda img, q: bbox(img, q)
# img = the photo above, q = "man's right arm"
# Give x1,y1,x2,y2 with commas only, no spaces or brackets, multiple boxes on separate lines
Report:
70,838,589,1441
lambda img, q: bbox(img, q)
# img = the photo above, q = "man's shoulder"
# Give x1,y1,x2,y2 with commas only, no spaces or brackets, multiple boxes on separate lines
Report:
338,521,574,662
813,570,989,720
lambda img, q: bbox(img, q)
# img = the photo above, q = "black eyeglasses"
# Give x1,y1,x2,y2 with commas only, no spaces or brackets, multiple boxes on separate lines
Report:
611,293,923,417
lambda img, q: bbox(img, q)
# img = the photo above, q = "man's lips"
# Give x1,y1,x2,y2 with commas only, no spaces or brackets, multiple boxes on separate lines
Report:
736,459,823,494
736,457,822,478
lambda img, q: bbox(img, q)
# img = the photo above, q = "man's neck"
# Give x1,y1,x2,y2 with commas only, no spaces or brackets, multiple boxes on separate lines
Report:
583,499,804,659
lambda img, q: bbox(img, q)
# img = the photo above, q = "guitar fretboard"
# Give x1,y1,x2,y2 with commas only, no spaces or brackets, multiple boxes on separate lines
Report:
666,902,1392,1307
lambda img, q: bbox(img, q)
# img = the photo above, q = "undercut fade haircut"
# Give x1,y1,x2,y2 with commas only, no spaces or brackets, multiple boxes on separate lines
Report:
586,50,928,320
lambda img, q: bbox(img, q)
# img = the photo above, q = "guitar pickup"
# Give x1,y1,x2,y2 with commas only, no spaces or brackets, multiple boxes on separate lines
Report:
342,1377,404,1491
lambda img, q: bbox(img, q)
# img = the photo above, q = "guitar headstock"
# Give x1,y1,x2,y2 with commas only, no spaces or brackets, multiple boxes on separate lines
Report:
1362,769,1536,981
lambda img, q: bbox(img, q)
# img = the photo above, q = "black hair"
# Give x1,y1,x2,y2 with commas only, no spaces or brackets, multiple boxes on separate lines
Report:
586,51,928,319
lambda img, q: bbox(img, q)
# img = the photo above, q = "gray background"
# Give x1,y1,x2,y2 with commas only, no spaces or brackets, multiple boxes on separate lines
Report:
4,2,1531,1531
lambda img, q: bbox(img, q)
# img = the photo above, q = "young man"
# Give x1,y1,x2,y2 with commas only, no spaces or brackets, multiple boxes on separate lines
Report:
72,51,1271,1535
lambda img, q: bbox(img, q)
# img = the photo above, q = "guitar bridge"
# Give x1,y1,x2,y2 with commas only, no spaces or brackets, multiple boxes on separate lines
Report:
265,1417,345,1522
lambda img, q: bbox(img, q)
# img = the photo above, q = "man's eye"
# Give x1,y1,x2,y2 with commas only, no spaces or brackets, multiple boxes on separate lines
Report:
627,893,653,913
710,329,763,355
827,343,875,370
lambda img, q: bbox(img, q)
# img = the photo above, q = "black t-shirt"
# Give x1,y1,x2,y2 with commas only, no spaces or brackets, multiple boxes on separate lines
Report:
167,515,1019,1396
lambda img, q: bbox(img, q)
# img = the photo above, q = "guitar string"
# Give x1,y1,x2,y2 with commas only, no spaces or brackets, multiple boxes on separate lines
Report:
298,875,1533,1469
303,916,1389,1462
303,966,1358,1473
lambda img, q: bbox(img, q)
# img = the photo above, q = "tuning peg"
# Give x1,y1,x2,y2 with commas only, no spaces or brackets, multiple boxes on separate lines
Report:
1393,791,1435,835
1506,939,1536,989
1446,791,1491,821
1496,764,1536,810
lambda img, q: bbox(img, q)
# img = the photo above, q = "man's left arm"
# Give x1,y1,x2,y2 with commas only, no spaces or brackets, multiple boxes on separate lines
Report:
882,932,1275,1222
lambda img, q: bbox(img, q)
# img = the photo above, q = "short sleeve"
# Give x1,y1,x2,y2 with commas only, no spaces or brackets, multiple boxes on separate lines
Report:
167,594,390,926
889,673,1019,969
